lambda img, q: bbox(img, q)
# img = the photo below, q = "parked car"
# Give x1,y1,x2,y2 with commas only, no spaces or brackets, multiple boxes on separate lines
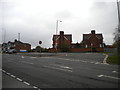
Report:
8,49,17,54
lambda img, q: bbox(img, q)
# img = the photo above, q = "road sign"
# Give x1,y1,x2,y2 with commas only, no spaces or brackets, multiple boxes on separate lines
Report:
39,41,42,44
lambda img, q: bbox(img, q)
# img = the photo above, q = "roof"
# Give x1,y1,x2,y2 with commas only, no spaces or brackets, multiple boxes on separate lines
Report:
83,34,103,40
53,34,72,41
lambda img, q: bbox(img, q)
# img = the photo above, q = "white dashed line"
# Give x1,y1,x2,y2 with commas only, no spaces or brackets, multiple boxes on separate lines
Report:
2,70,6,73
23,81,30,85
33,86,38,88
6,72,10,75
2,70,41,89
10,75,16,78
98,74,120,80
44,65,73,72
16,78,22,82
21,56,25,58
95,62,100,64
51,64,72,70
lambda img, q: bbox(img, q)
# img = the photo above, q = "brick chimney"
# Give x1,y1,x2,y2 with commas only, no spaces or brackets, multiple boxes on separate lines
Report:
60,31,64,36
91,30,95,34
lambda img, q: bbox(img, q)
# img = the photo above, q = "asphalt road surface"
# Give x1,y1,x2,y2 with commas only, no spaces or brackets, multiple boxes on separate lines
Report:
2,53,119,89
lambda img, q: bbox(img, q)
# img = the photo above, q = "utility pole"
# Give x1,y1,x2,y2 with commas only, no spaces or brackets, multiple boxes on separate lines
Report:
18,33,20,41
117,0,120,26
55,20,62,53
117,0,120,52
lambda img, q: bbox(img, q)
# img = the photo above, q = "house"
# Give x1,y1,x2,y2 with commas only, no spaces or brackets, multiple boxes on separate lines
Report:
80,30,104,52
52,31,72,51
2,39,31,52
49,30,105,52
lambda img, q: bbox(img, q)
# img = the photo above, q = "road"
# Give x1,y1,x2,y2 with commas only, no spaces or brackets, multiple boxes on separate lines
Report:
2,53,119,89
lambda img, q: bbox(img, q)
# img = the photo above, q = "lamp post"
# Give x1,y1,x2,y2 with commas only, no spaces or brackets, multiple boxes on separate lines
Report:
116,0,120,52
55,20,62,53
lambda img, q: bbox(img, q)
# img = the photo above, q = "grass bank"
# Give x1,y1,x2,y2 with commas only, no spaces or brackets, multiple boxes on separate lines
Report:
107,53,120,65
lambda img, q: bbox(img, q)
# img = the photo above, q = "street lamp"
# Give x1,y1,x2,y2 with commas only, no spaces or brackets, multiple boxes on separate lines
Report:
55,20,62,53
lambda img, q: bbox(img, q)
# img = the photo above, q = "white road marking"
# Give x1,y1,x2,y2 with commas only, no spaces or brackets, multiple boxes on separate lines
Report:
21,56,24,58
23,81,30,85
44,65,73,72
2,70,6,73
6,72,10,75
103,54,108,64
16,78,22,81
33,86,38,88
10,75,16,78
112,71,118,73
51,64,72,70
81,61,87,63
20,61,34,65
2,70,41,89
90,61,95,64
98,74,120,80
95,62,100,64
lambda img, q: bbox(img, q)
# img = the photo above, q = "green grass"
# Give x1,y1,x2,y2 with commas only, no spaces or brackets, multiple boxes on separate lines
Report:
107,53,120,65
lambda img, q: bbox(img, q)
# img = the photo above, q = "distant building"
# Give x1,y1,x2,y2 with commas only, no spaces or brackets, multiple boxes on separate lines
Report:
53,31,72,50
2,39,31,52
80,30,104,52
49,30,105,52
71,42,81,48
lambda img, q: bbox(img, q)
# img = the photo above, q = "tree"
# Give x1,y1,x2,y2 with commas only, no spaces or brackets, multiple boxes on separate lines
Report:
36,46,41,52
61,42,70,52
113,28,120,52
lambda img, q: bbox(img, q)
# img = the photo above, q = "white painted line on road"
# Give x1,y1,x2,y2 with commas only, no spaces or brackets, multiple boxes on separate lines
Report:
98,75,104,77
112,71,118,73
2,70,6,73
81,61,87,63
98,74,120,80
33,86,38,88
23,81,30,86
16,78,23,82
20,61,34,65
6,72,10,75
103,54,108,64
21,56,24,58
2,69,41,89
95,62,100,64
90,61,95,64
44,65,73,72
10,75,16,78
51,64,72,70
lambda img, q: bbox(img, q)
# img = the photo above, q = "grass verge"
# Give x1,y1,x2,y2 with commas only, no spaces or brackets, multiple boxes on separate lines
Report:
107,53,120,65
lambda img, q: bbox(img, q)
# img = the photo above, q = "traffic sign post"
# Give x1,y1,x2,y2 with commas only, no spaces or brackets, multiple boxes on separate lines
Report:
39,41,42,54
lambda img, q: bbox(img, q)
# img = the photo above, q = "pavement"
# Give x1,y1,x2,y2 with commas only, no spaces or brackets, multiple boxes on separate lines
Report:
2,53,120,88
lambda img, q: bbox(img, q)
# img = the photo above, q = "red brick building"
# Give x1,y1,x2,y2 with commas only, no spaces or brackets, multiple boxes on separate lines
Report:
80,30,104,52
52,31,72,51
2,39,31,52
49,30,105,52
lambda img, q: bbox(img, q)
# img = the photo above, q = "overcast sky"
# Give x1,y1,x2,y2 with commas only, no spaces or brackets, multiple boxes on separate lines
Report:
0,0,119,48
